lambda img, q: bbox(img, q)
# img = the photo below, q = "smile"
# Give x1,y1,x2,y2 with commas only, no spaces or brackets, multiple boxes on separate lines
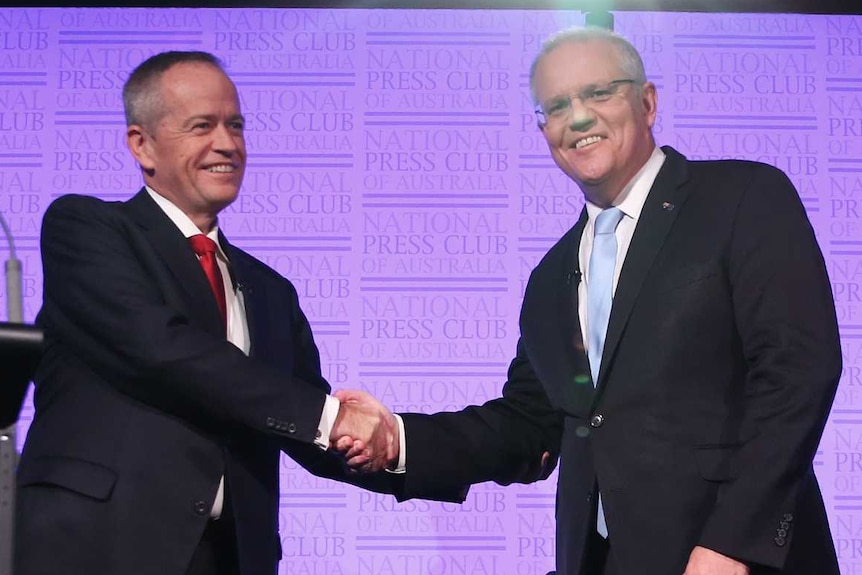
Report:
204,164,236,173
574,136,603,149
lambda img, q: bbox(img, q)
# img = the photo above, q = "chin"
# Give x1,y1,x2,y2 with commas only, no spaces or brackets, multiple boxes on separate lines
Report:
570,170,610,188
207,190,240,206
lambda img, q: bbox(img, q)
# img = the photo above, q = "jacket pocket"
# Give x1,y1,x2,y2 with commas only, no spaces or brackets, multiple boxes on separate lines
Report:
18,455,117,501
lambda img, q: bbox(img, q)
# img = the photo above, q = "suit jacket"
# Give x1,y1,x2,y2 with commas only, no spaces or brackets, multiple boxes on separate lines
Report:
15,190,407,575
399,147,841,575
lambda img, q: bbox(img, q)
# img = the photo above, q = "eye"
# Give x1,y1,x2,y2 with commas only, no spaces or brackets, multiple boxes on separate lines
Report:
545,98,570,116
230,120,245,131
192,121,211,131
586,88,613,101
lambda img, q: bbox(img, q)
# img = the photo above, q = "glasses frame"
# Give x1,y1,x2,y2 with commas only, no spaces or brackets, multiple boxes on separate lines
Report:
534,78,637,129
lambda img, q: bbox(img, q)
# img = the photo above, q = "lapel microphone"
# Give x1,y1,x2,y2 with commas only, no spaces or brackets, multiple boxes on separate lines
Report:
567,269,582,286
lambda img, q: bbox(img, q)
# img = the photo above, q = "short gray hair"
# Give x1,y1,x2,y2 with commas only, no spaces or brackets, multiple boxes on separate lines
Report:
528,26,647,104
122,51,227,130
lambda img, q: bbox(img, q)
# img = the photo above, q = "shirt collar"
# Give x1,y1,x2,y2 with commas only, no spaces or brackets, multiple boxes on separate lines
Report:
145,187,227,260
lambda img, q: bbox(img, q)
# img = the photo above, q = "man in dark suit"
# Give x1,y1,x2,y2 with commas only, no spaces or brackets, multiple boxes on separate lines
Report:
339,27,841,575
15,51,405,575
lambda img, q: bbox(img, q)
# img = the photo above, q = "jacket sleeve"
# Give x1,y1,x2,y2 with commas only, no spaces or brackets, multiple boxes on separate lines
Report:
696,165,841,568
37,194,328,445
397,338,563,501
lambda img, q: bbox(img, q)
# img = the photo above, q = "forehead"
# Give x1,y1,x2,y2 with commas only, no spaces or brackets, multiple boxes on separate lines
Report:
158,62,240,112
533,39,624,99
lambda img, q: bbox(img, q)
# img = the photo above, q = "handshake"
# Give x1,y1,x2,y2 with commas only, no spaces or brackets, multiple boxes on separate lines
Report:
329,390,400,474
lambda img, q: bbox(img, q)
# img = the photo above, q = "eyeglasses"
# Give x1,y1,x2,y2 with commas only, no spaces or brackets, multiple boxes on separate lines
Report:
534,79,637,128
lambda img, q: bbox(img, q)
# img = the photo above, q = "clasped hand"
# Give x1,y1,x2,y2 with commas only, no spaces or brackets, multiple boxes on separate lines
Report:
329,389,399,473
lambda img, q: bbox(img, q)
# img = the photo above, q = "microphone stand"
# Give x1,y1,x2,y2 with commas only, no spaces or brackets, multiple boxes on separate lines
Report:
0,210,23,575
1,216,22,325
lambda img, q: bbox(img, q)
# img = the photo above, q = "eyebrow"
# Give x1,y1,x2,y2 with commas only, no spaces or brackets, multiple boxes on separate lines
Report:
183,113,246,127
559,83,604,96
543,81,624,104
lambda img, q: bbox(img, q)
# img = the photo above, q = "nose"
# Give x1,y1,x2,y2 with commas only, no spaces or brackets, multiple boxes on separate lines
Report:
567,98,596,132
212,123,242,155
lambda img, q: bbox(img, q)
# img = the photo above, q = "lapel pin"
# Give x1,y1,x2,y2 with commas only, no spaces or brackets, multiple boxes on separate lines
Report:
662,202,675,211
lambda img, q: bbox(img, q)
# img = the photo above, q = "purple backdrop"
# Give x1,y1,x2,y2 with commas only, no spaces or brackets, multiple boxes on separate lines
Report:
2,7,861,574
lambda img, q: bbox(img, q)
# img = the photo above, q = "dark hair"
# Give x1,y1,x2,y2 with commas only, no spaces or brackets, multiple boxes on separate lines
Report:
122,51,226,128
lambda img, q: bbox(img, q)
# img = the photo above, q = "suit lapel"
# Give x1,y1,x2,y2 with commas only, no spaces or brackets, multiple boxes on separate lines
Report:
124,190,224,336
595,147,691,392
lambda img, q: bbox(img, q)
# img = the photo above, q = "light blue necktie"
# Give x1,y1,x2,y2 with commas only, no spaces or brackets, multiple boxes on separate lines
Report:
587,206,624,538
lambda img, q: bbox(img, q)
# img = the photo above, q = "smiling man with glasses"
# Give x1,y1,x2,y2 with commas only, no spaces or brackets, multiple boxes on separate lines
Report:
337,25,840,575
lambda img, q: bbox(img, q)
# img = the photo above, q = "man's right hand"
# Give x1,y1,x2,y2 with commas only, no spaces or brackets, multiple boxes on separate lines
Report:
330,389,399,473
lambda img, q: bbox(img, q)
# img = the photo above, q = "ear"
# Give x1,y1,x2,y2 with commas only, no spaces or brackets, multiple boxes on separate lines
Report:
126,124,155,173
641,82,658,128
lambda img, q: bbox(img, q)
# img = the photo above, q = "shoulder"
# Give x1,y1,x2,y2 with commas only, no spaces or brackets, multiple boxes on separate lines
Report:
680,155,799,212
686,156,790,186
665,146,787,184
42,193,126,231
46,193,111,213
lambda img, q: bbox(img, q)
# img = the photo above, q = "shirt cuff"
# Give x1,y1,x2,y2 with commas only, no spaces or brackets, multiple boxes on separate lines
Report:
315,394,340,450
386,413,407,474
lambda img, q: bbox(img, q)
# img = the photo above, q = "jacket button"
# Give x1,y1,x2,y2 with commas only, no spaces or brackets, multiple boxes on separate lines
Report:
193,500,209,515
586,493,593,503
287,422,297,434
266,417,276,428
774,536,786,547
783,513,794,522
590,414,604,428
777,528,787,537
779,521,789,530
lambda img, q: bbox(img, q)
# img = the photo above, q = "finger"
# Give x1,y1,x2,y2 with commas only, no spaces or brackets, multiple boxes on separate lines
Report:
347,453,371,468
334,436,355,453
345,441,366,460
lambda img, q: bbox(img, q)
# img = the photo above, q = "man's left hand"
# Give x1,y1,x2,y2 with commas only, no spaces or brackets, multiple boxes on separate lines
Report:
683,546,750,575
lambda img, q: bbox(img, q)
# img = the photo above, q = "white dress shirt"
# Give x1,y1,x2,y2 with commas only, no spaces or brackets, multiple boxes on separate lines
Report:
146,188,339,517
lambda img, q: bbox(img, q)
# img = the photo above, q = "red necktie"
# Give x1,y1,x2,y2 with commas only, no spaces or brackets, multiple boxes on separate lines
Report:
188,234,227,331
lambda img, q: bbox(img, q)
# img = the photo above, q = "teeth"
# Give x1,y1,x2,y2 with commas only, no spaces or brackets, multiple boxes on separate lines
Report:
206,165,234,173
575,136,602,149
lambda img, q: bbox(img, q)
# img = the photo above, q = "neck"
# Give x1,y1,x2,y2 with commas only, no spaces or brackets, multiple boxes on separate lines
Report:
193,217,216,235
585,143,658,208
